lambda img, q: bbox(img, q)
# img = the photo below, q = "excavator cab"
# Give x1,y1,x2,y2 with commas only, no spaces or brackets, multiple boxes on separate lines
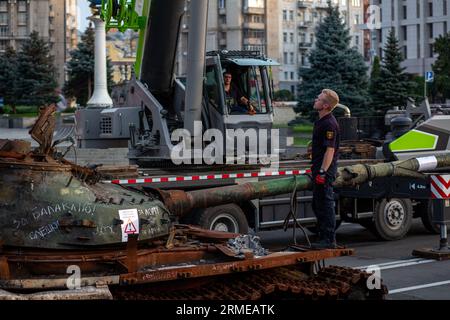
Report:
204,50,278,126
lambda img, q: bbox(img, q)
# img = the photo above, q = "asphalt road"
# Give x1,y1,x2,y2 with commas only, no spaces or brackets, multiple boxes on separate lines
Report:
258,220,450,300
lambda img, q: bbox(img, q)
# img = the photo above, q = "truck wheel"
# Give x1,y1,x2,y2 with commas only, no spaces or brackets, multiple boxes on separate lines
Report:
372,198,412,240
193,204,249,234
418,201,440,234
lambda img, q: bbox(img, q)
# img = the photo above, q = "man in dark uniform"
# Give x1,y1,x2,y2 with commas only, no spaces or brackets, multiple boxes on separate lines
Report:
311,89,340,249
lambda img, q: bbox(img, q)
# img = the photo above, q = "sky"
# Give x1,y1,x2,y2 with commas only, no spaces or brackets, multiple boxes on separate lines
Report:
77,0,92,32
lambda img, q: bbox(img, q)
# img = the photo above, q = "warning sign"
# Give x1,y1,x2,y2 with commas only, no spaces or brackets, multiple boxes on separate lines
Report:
119,209,139,242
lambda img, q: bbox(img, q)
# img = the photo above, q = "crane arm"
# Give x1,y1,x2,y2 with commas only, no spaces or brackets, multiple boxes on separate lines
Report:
100,0,150,78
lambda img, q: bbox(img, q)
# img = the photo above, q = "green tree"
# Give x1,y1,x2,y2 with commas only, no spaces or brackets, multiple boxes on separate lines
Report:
274,89,294,101
370,29,416,113
296,1,370,120
14,31,59,108
431,32,450,102
369,55,381,99
0,47,19,113
64,26,114,106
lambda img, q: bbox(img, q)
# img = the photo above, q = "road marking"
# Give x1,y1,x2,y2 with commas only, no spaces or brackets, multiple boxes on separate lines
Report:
355,258,436,271
389,280,450,294
354,258,427,269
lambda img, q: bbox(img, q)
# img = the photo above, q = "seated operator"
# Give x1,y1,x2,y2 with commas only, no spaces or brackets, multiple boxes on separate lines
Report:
223,72,256,115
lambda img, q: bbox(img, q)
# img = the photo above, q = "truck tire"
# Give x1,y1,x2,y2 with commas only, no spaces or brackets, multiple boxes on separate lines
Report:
418,201,440,234
193,204,249,234
372,198,412,240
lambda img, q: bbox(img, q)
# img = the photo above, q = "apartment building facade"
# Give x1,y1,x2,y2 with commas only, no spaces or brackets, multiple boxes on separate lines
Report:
0,0,78,87
177,0,281,87
370,0,450,75
279,0,369,96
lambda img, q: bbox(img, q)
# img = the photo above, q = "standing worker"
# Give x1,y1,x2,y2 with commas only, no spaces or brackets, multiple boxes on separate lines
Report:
310,89,340,249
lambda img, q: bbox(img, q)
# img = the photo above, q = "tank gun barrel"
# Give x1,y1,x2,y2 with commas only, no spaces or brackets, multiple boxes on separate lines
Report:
160,154,450,217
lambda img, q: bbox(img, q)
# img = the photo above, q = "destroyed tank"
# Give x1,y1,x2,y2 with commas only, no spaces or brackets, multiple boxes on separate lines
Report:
7,105,442,300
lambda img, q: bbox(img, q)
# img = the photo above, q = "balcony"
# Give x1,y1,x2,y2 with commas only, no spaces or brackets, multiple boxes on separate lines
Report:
298,42,312,49
243,7,265,15
243,37,265,46
297,21,312,28
313,2,329,9
243,22,265,30
0,27,11,38
298,1,308,8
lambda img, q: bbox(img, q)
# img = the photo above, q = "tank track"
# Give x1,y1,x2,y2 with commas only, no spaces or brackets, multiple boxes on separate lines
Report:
111,265,388,300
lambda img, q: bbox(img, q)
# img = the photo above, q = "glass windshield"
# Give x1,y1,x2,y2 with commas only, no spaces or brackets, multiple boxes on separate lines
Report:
223,65,270,115
205,65,223,114
247,66,268,114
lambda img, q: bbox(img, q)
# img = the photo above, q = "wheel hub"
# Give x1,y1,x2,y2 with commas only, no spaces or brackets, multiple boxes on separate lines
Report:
210,213,239,233
384,200,405,230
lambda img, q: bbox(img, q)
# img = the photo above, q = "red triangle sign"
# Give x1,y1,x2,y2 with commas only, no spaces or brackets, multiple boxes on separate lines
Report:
124,219,137,234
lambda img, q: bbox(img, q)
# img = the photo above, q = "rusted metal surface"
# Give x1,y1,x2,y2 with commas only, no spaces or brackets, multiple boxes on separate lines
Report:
29,104,57,156
112,265,387,300
161,175,313,217
0,139,31,154
0,107,391,300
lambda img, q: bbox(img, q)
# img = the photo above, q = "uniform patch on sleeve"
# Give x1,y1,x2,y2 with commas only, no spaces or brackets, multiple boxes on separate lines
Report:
326,131,335,140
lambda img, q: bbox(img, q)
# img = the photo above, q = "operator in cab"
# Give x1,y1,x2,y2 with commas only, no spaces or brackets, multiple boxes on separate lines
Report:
223,72,256,115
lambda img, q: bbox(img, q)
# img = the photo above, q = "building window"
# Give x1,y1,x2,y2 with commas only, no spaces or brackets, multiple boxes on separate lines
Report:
445,0,448,15
352,0,361,6
284,71,288,80
403,5,407,19
290,32,294,43
417,24,421,58
355,35,360,46
283,52,288,64
283,10,287,21
0,39,8,50
354,14,360,25
416,0,420,18
17,12,27,26
403,46,407,59
0,1,7,12
428,23,433,38
17,26,27,36
219,0,225,9
429,44,434,57
391,1,394,20
428,2,433,16
0,12,7,25
402,26,407,41
283,32,287,42
290,52,294,64
18,0,27,12
289,10,294,21
444,21,448,34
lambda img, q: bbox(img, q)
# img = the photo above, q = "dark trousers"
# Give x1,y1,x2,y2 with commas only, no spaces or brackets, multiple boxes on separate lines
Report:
312,178,336,244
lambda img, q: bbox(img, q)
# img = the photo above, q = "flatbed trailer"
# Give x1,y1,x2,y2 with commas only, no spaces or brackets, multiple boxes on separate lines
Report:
105,158,440,240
